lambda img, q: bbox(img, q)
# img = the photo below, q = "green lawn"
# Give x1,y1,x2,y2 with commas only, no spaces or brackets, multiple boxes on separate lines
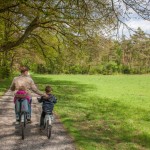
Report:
1,74,150,150
32,74,150,150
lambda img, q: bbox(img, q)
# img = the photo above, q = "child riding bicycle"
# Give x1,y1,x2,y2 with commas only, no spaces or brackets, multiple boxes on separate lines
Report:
14,86,31,123
38,86,57,129
14,86,30,104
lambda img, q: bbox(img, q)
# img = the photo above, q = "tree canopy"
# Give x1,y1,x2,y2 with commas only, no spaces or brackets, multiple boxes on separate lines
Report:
0,0,150,52
0,0,150,78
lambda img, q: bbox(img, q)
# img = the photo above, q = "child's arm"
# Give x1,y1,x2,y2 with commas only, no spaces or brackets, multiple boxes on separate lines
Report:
52,95,57,104
37,96,44,103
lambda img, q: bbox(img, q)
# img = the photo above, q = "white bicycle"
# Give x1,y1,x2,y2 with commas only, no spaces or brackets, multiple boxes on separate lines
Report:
44,112,53,139
37,98,54,139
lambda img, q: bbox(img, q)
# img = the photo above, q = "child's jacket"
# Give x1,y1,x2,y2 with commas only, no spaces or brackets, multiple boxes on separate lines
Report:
38,94,57,113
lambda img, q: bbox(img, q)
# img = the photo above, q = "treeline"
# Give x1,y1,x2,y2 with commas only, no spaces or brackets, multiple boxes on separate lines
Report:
32,28,150,75
1,27,149,78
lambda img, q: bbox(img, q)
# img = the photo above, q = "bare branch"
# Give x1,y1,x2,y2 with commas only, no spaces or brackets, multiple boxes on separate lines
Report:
0,3,19,13
30,33,47,45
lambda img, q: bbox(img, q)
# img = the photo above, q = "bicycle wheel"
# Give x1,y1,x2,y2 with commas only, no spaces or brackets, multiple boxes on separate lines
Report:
21,113,26,140
24,113,26,128
21,122,24,139
47,120,52,139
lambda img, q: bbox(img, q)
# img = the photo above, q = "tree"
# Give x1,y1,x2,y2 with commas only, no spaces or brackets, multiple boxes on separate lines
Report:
0,0,149,52
120,28,150,73
0,0,150,78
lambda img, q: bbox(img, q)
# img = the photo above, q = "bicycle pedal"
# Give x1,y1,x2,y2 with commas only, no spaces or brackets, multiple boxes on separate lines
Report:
27,120,32,123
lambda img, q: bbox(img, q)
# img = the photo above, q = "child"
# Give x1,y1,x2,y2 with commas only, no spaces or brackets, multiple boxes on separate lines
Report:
14,86,30,104
14,86,31,123
38,86,57,128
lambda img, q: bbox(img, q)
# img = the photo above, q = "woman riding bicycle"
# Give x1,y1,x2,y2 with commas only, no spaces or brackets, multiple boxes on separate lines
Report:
10,66,45,123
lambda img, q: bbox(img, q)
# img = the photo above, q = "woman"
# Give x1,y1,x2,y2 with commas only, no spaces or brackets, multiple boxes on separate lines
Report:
10,66,44,123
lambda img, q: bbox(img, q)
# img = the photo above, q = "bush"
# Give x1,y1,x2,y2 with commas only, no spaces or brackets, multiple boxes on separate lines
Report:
121,65,130,74
69,65,82,74
89,66,102,74
0,66,10,79
101,61,119,75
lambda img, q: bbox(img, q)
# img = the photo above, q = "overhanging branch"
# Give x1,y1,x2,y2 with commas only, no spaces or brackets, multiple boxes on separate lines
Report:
0,3,20,13
0,16,39,52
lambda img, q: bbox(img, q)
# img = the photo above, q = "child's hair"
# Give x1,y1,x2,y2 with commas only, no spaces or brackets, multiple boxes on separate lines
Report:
19,66,29,73
45,86,52,93
19,86,26,91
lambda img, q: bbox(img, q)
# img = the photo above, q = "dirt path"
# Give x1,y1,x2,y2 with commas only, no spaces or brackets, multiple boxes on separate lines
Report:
0,90,76,150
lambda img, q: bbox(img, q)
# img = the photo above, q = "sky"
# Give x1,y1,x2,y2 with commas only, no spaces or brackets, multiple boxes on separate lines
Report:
125,19,150,34
112,0,150,38
117,19,150,38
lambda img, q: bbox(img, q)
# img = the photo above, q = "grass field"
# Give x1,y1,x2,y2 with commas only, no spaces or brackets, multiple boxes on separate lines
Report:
32,74,150,150
1,74,150,150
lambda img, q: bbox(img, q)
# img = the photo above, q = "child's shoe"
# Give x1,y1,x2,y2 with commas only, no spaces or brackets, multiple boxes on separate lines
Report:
27,119,32,123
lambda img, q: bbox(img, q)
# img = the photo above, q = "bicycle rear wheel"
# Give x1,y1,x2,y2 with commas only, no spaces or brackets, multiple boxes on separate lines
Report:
47,120,52,139
24,113,26,127
21,122,24,139
21,113,26,140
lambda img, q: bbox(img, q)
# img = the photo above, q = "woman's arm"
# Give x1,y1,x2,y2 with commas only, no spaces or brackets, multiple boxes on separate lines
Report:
37,96,44,103
30,79,44,95
10,78,16,91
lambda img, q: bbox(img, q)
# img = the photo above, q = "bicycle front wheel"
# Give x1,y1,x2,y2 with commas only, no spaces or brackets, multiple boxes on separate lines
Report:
47,120,52,139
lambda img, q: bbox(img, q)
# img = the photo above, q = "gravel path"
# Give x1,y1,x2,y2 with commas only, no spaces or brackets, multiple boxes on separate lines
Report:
0,90,76,150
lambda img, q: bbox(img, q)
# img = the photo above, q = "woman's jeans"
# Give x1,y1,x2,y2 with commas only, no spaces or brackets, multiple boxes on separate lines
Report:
15,98,32,121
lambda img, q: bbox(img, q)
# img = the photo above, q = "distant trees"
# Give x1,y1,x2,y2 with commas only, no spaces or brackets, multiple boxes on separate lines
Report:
120,28,150,74
28,28,150,75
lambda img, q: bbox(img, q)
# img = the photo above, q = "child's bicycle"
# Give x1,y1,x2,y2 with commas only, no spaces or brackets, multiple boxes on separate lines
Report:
43,111,53,139
37,98,54,139
16,98,29,140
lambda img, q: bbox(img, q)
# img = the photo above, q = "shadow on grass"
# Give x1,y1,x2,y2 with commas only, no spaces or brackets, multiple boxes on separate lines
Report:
33,76,95,96
60,98,150,149
33,75,150,149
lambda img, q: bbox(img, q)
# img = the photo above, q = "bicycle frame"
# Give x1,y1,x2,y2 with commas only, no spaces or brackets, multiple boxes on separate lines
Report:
44,114,53,126
43,113,53,139
16,99,29,140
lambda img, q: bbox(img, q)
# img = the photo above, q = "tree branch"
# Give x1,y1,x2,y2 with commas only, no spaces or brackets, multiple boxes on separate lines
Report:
0,3,20,13
0,16,39,52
